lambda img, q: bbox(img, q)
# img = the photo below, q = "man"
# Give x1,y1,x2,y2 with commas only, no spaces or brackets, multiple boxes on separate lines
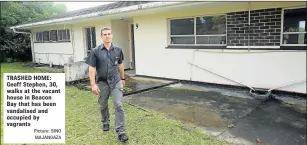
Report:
86,27,128,142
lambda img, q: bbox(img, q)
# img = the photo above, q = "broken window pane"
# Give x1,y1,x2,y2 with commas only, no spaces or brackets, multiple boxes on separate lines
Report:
196,15,226,35
283,8,306,33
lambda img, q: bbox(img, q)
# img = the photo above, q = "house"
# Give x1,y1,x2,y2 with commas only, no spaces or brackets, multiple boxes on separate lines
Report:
10,1,306,94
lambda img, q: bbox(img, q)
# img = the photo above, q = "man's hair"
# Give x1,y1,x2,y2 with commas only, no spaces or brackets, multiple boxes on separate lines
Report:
101,27,111,35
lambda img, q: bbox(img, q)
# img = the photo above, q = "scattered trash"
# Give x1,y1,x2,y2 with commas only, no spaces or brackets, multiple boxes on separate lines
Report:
250,88,271,100
256,138,262,143
228,124,234,128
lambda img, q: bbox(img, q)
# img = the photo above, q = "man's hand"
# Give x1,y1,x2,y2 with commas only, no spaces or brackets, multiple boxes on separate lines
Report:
89,65,99,95
122,80,126,87
91,84,100,95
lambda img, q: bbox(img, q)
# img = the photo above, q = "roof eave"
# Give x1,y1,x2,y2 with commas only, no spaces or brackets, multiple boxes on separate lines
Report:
10,2,187,30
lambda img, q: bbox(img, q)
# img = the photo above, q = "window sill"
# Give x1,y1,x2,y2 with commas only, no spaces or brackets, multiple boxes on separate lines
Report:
165,45,306,50
280,45,307,50
165,45,226,49
34,41,71,43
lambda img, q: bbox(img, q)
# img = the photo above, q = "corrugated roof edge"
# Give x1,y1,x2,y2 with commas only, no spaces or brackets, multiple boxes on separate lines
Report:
10,1,184,29
18,1,152,26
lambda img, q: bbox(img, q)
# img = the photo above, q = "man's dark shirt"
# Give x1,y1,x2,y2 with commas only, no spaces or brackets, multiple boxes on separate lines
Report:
86,43,124,89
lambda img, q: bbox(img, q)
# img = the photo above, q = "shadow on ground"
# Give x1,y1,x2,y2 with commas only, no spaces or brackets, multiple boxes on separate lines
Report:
124,82,306,145
72,76,176,96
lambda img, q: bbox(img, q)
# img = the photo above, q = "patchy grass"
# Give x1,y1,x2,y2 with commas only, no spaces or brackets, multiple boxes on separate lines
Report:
124,86,133,92
1,62,230,145
281,102,307,114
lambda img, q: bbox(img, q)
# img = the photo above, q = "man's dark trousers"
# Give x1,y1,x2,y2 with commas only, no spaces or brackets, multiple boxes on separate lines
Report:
97,80,125,135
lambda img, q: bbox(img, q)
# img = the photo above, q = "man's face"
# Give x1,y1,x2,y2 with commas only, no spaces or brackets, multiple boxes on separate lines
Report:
101,30,112,43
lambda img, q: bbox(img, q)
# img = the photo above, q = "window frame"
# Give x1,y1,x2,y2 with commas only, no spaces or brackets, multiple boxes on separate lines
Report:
57,29,70,42
42,31,50,42
84,26,96,49
49,30,58,42
280,6,307,46
167,13,227,46
35,31,43,42
34,29,71,43
84,26,96,56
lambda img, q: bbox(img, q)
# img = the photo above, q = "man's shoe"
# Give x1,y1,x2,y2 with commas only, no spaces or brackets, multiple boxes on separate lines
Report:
103,124,109,131
118,133,128,142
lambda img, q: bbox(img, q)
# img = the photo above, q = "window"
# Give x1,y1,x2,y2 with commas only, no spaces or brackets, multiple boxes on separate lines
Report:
42,31,50,41
50,30,57,41
58,29,70,41
282,7,306,45
169,15,226,46
85,27,96,56
34,29,70,42
35,32,43,42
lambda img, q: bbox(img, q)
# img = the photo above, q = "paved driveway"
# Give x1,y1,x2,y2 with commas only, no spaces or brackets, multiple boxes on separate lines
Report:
124,82,306,145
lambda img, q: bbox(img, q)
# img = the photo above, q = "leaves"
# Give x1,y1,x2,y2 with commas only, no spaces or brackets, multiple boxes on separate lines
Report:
0,2,67,62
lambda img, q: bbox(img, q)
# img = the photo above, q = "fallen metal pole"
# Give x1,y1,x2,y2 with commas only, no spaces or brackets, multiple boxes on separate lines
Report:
188,62,256,91
188,62,306,98
268,80,306,92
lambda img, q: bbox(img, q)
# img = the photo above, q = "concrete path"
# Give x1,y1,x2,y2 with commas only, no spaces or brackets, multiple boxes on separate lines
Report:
220,100,306,145
124,82,306,145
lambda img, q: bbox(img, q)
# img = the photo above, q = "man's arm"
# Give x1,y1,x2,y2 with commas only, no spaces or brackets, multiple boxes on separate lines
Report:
118,63,125,79
86,49,99,95
89,66,96,87
118,49,125,85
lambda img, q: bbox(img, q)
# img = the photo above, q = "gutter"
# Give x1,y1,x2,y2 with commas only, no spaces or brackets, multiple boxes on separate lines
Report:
12,28,36,63
12,28,31,34
10,2,186,29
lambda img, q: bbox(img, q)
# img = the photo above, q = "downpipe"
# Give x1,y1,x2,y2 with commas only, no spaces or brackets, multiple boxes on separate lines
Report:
12,28,35,63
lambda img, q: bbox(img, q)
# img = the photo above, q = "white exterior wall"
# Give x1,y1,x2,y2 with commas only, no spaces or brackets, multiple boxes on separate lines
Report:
111,20,131,69
32,25,74,65
30,18,132,69
133,2,307,94
127,20,134,69
72,20,111,62
30,20,114,64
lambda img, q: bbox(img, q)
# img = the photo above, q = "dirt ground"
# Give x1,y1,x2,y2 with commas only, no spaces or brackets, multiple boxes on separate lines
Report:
124,82,306,145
